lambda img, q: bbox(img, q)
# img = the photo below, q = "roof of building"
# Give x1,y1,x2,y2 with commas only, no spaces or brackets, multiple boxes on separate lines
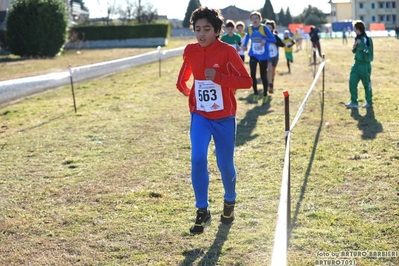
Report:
220,5,251,22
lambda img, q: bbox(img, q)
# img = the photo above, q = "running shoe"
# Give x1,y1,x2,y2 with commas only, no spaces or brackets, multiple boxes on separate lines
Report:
190,209,212,234
221,200,235,225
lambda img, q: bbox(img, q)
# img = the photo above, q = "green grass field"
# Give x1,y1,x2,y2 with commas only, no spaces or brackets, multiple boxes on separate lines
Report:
1,37,398,265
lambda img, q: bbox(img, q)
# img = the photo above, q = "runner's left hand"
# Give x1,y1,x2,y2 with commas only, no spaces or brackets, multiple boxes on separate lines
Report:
205,68,216,80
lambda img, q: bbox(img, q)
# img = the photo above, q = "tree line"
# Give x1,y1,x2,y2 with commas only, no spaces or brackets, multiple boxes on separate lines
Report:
76,0,327,27
182,0,328,27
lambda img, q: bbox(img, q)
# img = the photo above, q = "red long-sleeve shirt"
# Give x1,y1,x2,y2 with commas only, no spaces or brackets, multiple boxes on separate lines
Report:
176,39,252,120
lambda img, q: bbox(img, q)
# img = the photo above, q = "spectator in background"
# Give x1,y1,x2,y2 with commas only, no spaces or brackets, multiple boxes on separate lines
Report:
298,27,305,50
309,26,322,64
395,24,399,39
342,27,348,44
301,27,308,45
235,21,247,62
346,20,374,109
293,29,302,51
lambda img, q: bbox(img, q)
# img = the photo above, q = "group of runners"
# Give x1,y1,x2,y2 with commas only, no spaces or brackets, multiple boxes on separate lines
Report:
176,7,374,234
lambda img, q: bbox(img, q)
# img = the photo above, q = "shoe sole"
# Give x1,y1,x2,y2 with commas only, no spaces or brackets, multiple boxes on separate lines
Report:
345,104,358,109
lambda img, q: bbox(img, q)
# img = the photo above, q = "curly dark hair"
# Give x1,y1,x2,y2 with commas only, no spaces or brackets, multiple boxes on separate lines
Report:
190,7,224,38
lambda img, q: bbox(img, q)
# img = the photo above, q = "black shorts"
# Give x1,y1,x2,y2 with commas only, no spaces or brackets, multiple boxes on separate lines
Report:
269,56,279,67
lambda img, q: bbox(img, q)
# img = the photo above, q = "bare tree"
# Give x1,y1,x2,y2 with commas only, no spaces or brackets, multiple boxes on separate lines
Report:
117,4,127,24
125,0,134,22
135,0,142,23
106,0,116,25
96,0,157,25
134,0,157,23
118,0,142,23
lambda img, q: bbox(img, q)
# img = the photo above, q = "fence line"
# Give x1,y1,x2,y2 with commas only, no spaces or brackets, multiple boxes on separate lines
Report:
270,132,291,266
290,60,326,131
270,56,326,266
0,47,184,106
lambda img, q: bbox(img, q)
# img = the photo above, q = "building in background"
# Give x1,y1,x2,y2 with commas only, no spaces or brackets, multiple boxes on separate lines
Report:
0,0,13,30
71,1,89,22
329,0,353,22
352,0,397,29
329,0,398,29
0,0,88,29
0,0,12,11
220,5,251,26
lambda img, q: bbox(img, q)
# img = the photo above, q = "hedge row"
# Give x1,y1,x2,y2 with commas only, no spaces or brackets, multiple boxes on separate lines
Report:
69,24,170,41
0,30,6,48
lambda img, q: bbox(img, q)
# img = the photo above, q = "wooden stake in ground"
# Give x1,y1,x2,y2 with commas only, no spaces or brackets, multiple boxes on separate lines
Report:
157,46,162,78
68,64,77,113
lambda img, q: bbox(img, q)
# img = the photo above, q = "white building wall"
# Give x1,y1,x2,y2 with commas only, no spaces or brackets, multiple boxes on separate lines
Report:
0,0,13,11
352,0,398,29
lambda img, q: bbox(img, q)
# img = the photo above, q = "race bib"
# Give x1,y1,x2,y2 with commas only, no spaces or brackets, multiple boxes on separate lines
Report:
269,43,278,57
252,42,265,55
195,80,224,112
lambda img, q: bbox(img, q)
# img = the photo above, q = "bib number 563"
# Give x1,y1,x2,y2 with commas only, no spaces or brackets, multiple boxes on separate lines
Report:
198,89,217,102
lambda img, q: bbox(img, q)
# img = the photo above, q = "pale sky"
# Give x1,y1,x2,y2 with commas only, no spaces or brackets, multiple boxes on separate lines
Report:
85,0,331,19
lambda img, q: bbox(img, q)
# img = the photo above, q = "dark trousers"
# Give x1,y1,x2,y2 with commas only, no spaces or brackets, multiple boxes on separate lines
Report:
249,56,268,96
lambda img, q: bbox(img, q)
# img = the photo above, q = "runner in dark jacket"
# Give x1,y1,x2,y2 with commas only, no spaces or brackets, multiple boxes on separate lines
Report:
309,26,322,63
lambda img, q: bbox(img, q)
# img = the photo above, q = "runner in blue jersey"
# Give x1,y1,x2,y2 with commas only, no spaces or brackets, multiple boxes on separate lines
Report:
242,11,276,104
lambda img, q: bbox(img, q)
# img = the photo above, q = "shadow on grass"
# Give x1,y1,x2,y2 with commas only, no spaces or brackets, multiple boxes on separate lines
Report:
3,113,70,137
289,103,383,242
289,92,324,241
236,94,273,147
309,61,321,78
180,224,232,266
278,71,291,76
350,107,383,140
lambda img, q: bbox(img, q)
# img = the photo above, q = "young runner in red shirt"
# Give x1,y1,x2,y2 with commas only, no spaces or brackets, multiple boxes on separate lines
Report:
176,7,252,234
